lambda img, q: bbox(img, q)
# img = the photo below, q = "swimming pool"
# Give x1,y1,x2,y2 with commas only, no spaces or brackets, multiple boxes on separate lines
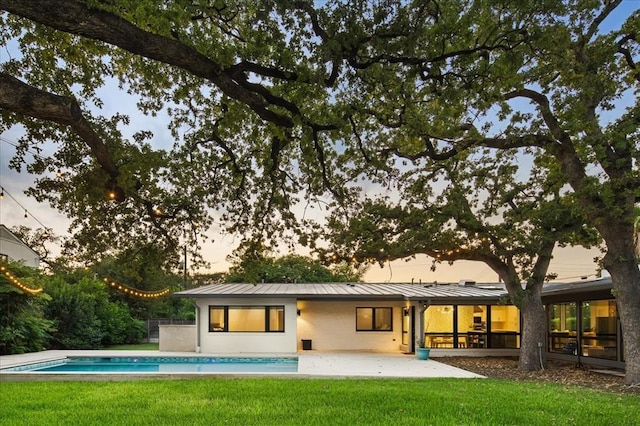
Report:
1,356,299,374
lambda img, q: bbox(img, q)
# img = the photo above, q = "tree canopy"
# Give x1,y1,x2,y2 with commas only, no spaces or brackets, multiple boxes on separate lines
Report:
225,253,364,283
1,0,638,383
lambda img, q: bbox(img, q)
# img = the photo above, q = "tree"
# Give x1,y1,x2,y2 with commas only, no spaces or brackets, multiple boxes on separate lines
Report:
1,0,638,383
0,261,53,354
0,0,342,268
325,1,639,383
322,152,599,370
225,248,365,284
43,272,144,349
635,205,640,259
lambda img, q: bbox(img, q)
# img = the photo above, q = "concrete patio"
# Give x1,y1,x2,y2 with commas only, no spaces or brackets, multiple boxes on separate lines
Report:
0,350,484,380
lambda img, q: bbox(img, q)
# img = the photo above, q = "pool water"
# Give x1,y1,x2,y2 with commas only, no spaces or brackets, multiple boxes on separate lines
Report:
3,356,299,373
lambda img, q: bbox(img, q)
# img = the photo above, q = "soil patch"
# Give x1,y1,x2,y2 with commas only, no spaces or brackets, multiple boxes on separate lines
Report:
437,356,639,395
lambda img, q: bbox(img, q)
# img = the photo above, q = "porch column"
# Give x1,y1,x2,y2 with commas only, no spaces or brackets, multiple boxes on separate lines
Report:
416,301,429,348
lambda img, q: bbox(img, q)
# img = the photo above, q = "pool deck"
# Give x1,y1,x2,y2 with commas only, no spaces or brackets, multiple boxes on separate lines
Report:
0,350,484,381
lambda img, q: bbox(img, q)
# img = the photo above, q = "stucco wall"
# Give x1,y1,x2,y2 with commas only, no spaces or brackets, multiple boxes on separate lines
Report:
296,300,405,352
159,325,196,352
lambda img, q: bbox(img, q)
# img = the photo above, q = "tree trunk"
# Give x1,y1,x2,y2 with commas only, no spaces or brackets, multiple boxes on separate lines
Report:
601,239,640,386
518,291,547,371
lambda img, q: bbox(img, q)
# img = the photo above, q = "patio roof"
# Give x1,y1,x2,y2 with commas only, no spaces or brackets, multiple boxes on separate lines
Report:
174,282,509,304
540,277,613,297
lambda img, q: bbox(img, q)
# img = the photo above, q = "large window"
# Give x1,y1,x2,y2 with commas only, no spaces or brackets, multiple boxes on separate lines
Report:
209,306,284,332
356,307,393,331
581,300,617,360
423,304,520,349
548,302,577,354
489,306,520,348
425,305,454,348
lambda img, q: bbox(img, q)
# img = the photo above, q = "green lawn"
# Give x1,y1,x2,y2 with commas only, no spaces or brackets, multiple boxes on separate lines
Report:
0,378,637,425
102,342,159,351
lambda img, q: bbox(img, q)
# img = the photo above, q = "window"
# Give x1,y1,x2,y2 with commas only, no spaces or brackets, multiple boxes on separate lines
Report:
548,302,577,354
209,306,284,332
581,300,617,360
356,307,392,331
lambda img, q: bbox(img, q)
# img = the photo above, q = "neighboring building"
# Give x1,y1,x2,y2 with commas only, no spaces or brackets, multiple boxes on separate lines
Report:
0,224,40,268
173,276,625,370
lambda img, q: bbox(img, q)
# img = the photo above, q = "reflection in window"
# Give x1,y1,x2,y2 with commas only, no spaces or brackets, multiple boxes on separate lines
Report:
356,307,392,331
548,303,577,354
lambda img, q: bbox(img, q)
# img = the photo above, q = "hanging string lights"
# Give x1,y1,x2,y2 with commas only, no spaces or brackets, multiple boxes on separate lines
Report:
0,185,50,229
102,277,170,298
0,264,44,295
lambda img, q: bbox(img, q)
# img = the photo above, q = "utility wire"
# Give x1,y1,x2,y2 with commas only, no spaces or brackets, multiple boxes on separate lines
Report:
0,185,50,230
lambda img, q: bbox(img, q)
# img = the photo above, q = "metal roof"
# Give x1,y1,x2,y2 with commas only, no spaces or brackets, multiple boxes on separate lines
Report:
174,282,509,303
541,277,613,297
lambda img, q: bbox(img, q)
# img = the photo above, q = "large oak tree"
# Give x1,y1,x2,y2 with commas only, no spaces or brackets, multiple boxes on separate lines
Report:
320,1,639,382
1,1,638,383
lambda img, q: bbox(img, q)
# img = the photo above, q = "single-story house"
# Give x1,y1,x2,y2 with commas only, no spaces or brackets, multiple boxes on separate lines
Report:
0,224,40,268
172,275,624,369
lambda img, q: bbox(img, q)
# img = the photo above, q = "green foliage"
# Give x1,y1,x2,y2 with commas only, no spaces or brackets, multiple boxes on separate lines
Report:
225,253,365,283
42,273,144,349
43,275,106,349
90,246,191,321
0,262,54,355
98,301,145,346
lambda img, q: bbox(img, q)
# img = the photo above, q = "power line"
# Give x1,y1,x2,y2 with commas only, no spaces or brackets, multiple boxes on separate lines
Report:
0,185,50,230
0,135,47,160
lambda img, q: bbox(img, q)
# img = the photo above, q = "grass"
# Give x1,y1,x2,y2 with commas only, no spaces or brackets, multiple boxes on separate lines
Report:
0,378,638,425
102,343,159,351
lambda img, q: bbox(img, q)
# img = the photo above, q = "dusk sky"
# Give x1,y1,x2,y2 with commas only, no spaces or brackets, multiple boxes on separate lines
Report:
1,2,635,283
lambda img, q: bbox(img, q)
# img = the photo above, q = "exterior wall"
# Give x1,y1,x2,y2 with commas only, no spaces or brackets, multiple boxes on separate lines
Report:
159,325,196,352
196,297,298,354
296,300,405,352
0,226,40,268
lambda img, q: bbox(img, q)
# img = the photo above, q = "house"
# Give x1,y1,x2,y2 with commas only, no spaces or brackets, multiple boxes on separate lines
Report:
172,280,520,354
172,276,625,370
0,224,40,268
542,274,623,370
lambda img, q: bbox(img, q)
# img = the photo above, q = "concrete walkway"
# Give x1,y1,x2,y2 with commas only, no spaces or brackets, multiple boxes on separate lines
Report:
0,350,484,380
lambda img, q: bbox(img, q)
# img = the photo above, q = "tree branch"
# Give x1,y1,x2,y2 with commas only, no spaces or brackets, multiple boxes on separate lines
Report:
0,72,119,178
1,0,296,128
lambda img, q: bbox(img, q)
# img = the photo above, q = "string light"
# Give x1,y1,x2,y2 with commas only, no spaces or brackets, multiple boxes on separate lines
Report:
102,277,170,298
0,265,44,295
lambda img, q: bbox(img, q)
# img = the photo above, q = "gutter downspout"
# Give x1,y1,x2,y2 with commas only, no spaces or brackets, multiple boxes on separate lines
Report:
190,299,201,353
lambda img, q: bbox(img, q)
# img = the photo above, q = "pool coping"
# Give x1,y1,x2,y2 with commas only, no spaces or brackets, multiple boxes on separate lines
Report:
0,350,485,381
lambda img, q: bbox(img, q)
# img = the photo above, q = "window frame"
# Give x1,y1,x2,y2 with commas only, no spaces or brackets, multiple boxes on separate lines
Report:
208,305,285,333
355,307,393,332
